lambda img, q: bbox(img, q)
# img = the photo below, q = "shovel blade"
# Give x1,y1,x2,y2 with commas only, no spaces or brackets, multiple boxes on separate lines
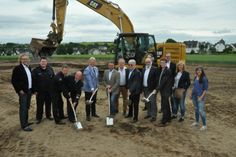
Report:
74,122,83,129
85,100,93,105
106,117,114,126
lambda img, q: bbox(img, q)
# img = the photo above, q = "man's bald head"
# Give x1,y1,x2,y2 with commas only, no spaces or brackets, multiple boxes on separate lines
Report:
75,71,83,81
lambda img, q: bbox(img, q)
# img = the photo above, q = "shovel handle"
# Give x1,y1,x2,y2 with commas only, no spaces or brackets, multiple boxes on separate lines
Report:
89,88,98,101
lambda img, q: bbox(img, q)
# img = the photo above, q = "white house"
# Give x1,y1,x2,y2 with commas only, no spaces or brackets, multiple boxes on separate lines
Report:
184,41,199,54
214,39,226,53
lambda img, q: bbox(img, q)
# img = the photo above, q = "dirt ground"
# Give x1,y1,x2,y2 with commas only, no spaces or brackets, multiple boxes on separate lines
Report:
0,62,236,157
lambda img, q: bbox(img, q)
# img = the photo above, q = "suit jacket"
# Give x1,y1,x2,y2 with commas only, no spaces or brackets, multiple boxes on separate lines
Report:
141,66,158,91
103,69,120,94
169,62,176,77
157,67,173,96
175,71,190,90
64,75,83,99
11,64,32,93
83,65,99,92
52,71,68,98
127,68,142,95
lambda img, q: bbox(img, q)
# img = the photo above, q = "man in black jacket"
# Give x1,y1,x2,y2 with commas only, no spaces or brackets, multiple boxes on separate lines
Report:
64,71,83,123
126,59,142,123
156,58,173,127
51,65,69,125
142,57,159,122
165,52,177,117
11,53,33,131
32,57,54,124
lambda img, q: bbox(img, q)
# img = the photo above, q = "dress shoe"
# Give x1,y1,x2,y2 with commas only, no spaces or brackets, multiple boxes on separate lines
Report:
61,116,68,119
157,123,167,127
36,120,41,124
132,119,138,123
55,121,65,125
23,126,33,132
27,122,34,126
125,115,132,118
86,116,91,121
46,117,54,120
178,118,184,122
92,114,100,118
144,115,151,119
171,115,177,119
122,111,126,116
150,118,156,122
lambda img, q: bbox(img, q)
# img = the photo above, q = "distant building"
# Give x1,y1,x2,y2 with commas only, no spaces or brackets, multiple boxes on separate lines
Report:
214,39,226,52
183,40,199,54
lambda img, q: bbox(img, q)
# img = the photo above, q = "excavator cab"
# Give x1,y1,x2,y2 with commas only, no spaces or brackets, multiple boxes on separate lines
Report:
114,33,158,67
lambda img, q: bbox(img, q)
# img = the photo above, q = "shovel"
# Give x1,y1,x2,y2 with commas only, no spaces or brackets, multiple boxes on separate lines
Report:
85,88,98,105
141,90,156,103
69,99,83,130
106,90,114,126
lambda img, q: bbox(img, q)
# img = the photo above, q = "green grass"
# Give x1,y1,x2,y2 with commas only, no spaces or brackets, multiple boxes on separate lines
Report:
51,54,114,60
1,54,236,65
186,54,236,64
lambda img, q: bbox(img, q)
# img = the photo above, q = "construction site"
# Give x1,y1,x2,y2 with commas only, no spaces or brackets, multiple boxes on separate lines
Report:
0,61,236,157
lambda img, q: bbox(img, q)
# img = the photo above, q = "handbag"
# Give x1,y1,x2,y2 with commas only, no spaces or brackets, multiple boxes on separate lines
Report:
174,88,185,99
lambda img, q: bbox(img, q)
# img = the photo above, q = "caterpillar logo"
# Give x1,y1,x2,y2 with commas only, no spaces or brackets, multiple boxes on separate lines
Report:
87,0,102,9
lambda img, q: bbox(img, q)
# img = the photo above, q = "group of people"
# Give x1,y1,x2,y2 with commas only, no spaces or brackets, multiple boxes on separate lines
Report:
11,53,208,132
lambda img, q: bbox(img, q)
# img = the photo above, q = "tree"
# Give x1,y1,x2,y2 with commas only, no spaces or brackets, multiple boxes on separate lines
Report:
166,38,177,43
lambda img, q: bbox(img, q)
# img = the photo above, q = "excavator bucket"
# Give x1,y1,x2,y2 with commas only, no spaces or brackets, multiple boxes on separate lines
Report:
30,38,58,57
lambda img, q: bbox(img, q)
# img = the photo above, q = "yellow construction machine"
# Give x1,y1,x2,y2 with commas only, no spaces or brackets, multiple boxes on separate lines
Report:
30,0,186,66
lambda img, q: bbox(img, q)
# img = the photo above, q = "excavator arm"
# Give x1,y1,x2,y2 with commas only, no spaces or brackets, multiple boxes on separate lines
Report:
30,0,134,57
77,0,134,33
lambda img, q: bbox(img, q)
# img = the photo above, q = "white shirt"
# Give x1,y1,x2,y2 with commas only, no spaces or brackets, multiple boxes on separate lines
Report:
22,64,32,89
174,72,182,88
118,67,126,86
166,61,170,69
143,66,151,87
108,69,113,80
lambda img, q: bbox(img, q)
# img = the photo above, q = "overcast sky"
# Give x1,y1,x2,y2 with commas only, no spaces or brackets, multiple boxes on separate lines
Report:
0,0,236,44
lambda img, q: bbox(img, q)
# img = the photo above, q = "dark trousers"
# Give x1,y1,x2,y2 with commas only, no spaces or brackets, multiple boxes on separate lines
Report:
67,97,79,122
18,90,32,129
161,95,171,124
127,94,140,120
52,92,64,123
85,92,97,117
36,91,52,120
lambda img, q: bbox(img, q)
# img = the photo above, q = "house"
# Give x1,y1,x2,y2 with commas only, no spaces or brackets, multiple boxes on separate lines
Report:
214,39,226,52
183,40,199,54
88,48,101,55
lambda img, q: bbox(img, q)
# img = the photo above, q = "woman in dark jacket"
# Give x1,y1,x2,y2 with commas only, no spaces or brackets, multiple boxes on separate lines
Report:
172,61,190,122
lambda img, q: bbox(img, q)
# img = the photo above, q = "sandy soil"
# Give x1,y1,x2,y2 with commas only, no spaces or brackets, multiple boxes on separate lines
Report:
0,63,236,157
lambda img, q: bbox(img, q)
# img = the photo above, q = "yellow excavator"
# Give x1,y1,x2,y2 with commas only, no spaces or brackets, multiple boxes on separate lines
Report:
30,0,185,66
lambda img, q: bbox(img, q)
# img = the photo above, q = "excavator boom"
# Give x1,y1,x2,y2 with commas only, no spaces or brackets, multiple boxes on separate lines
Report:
77,0,134,33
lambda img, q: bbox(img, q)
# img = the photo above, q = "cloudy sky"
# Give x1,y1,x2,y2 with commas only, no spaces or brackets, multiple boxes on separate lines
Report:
0,0,236,44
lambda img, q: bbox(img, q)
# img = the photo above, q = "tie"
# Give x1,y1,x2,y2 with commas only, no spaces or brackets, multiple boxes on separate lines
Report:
159,70,164,86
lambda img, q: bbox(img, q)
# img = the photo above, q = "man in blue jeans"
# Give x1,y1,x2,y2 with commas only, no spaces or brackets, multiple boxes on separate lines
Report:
103,62,120,116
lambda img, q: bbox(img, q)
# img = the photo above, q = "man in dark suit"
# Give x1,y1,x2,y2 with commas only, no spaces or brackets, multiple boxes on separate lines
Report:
32,57,54,124
165,52,176,117
11,53,33,132
156,58,173,127
126,59,142,123
51,65,69,125
64,71,83,123
142,57,159,122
